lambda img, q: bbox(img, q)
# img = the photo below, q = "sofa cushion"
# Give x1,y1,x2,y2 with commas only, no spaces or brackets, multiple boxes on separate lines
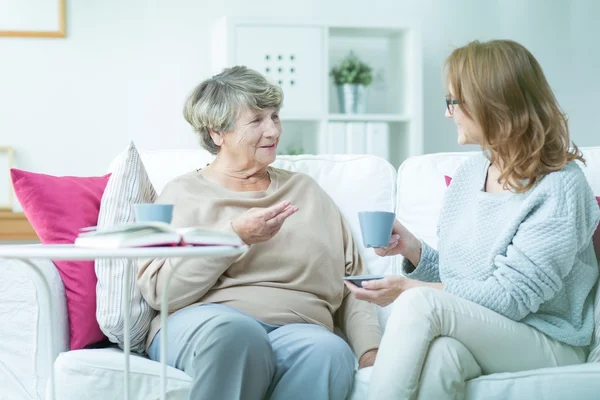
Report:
51,348,374,400
465,363,600,400
110,150,397,278
10,168,110,350
395,151,476,252
273,155,397,327
578,147,600,362
272,155,396,278
107,149,215,194
96,142,158,353
51,349,191,400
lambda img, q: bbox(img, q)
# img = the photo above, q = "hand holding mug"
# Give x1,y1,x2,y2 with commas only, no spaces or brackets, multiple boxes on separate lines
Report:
374,219,422,266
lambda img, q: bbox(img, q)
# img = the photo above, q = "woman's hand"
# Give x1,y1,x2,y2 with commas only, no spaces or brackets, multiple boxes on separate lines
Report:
359,349,378,369
374,219,422,265
232,200,299,245
344,276,443,307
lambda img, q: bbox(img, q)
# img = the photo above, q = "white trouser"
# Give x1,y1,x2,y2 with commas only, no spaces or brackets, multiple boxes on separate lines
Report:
368,287,587,400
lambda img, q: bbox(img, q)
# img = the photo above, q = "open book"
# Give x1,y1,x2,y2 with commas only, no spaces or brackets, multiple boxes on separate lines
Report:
74,222,244,249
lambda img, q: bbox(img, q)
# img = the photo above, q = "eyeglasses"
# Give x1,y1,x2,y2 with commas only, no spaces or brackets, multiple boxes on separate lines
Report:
445,96,460,115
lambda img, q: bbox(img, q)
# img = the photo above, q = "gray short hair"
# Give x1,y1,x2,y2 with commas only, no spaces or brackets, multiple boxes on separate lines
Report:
183,66,284,154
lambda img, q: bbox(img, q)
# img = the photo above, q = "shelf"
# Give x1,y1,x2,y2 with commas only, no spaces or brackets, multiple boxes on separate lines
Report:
0,211,38,241
328,114,410,122
327,28,409,116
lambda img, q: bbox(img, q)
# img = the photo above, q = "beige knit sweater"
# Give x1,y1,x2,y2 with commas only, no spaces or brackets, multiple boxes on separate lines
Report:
137,166,381,358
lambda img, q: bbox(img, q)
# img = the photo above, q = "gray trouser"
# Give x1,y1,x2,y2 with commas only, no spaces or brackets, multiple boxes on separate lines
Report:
148,303,355,400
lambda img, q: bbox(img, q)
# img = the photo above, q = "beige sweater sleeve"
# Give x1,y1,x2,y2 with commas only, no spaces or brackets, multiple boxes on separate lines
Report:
137,181,244,311
336,216,382,359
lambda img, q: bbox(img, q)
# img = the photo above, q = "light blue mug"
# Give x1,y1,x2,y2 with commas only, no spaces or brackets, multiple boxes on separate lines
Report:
358,211,396,248
134,203,174,224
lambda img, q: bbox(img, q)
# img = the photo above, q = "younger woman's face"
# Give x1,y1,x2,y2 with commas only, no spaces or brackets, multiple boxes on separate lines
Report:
445,86,483,146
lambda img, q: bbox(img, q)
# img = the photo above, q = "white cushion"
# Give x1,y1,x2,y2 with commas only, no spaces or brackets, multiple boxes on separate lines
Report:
106,149,216,194
272,155,396,278
394,146,600,250
50,348,375,400
395,151,476,250
53,348,600,400
273,155,397,328
111,151,397,279
96,142,158,352
50,349,191,400
465,363,600,400
579,147,600,362
579,146,600,195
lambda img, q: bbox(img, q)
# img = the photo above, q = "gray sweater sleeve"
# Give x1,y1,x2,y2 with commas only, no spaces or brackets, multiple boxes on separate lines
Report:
401,240,441,282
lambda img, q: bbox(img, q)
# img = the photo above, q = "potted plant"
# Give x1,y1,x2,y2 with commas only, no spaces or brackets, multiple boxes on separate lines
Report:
330,52,373,114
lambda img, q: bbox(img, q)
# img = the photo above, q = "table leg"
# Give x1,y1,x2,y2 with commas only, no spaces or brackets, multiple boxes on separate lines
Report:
160,272,173,400
123,263,131,400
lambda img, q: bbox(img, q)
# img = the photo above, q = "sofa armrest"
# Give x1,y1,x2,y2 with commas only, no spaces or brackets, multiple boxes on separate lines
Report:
0,257,69,400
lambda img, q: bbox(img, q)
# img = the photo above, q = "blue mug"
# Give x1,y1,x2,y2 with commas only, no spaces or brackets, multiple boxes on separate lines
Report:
134,203,174,224
358,211,396,248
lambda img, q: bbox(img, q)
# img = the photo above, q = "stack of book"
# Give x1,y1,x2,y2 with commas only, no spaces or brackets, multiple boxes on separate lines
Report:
326,122,390,159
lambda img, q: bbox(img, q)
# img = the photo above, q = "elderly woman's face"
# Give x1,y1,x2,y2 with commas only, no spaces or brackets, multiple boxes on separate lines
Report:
220,107,282,168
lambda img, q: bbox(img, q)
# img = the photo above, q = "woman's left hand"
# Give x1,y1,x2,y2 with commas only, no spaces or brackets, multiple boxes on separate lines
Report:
344,276,443,307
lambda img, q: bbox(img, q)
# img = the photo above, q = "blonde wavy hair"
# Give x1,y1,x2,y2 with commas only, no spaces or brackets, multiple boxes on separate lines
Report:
444,39,584,192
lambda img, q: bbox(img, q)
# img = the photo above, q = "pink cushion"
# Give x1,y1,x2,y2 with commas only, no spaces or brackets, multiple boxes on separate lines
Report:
444,175,453,187
11,169,111,350
444,175,600,261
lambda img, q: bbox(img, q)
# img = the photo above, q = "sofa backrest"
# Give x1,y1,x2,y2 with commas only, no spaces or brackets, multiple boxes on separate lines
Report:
395,146,600,251
395,151,476,252
109,150,398,328
108,150,397,278
109,146,599,335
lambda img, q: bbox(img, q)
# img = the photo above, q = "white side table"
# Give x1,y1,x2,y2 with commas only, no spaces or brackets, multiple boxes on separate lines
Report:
0,244,248,400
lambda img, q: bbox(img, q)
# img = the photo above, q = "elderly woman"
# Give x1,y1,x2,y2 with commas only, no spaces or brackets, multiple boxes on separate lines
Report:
346,39,600,399
137,66,381,400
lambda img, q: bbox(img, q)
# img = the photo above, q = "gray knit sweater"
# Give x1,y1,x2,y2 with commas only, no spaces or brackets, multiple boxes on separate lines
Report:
403,154,600,346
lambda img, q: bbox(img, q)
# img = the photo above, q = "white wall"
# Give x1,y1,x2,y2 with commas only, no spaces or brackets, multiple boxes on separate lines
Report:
1,0,598,182
569,0,600,148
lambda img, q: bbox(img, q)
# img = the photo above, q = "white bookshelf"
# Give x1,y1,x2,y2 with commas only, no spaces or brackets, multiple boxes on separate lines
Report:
210,17,423,168
328,114,410,122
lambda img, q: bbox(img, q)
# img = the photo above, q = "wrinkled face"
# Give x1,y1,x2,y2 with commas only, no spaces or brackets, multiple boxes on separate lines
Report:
445,87,482,146
214,107,282,169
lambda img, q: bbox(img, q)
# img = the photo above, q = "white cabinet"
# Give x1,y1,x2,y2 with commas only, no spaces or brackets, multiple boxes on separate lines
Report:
235,26,324,120
211,17,422,168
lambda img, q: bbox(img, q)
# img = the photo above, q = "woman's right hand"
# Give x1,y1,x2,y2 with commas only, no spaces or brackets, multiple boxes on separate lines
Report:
374,220,422,265
232,200,299,245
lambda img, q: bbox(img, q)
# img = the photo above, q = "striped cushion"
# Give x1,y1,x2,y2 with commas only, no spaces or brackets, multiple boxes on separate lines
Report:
95,142,157,353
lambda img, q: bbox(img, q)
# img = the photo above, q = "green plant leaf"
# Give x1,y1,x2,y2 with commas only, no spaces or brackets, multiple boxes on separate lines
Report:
329,51,374,86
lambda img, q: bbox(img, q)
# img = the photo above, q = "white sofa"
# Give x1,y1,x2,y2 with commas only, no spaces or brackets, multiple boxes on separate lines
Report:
2,147,600,400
